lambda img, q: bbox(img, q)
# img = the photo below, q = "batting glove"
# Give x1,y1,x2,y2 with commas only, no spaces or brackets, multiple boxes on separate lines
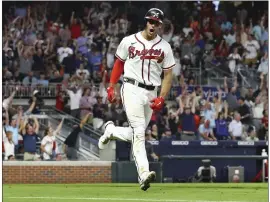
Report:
107,87,116,103
150,96,165,111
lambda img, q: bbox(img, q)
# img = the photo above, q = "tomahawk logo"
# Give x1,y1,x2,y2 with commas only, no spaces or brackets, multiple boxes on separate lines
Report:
152,12,159,18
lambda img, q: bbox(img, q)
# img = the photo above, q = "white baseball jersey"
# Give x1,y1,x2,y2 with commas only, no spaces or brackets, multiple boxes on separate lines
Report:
115,31,175,86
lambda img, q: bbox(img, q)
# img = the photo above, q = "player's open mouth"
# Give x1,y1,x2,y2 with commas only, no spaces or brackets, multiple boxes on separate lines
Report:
149,28,154,33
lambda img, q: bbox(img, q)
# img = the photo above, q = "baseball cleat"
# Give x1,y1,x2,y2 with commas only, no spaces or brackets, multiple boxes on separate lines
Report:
140,183,150,191
98,121,114,149
140,171,156,191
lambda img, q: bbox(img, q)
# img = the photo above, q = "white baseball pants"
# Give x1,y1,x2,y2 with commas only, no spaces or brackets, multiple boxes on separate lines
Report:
111,82,157,183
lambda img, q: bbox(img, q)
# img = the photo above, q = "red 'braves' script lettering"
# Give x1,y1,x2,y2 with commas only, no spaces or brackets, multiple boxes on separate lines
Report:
128,46,164,61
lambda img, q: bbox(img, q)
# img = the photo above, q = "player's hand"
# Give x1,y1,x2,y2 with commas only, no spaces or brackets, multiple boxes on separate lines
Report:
107,86,116,103
150,96,165,111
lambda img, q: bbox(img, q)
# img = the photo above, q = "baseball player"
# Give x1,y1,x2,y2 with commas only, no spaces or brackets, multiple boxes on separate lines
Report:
98,8,175,191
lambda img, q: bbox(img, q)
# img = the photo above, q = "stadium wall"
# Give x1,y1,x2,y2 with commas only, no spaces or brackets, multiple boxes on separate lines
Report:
3,161,111,184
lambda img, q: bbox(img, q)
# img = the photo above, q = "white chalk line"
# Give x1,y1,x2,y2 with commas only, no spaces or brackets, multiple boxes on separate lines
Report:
6,196,263,202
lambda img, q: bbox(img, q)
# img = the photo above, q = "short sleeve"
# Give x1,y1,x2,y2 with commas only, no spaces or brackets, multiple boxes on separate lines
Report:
254,41,260,50
24,110,31,116
243,42,248,49
198,125,204,134
57,48,62,55
115,37,128,62
41,136,47,146
68,48,73,55
66,89,72,96
228,122,233,133
77,88,83,95
162,45,175,70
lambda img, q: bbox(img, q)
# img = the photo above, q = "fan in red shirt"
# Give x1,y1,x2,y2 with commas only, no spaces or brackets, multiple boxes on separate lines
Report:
194,114,201,130
215,39,229,59
262,110,268,129
56,91,65,111
70,11,81,39
200,2,215,31
47,21,60,34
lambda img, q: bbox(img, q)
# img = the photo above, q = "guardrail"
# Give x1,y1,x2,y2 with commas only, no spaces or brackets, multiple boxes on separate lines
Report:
5,82,233,101
45,106,103,138
29,113,102,140
2,83,101,98
31,114,101,158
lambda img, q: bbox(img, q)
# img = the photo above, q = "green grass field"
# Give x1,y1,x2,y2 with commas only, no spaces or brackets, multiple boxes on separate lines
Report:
3,183,268,202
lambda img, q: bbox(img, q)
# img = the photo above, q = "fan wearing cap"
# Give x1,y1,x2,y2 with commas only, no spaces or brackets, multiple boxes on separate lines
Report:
98,8,175,191
245,126,259,141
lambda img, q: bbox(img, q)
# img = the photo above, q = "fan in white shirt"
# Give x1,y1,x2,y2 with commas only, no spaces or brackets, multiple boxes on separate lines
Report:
250,96,264,131
257,52,268,75
57,43,73,63
162,21,174,42
76,64,90,82
106,37,119,69
62,84,83,119
4,131,15,161
229,113,244,140
40,118,64,160
228,48,242,74
172,52,181,86
243,35,260,60
171,34,181,49
3,88,18,110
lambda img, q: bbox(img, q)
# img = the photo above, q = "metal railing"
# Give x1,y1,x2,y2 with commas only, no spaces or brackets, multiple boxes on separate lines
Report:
3,82,197,101
32,114,101,139
4,83,235,102
31,113,101,159
43,106,102,138
2,82,101,98
205,61,261,88
186,67,202,86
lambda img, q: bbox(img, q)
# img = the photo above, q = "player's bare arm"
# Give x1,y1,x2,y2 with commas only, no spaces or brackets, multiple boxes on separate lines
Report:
79,112,92,129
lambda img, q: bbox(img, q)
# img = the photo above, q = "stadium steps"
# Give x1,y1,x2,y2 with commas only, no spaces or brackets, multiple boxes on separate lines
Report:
36,108,101,161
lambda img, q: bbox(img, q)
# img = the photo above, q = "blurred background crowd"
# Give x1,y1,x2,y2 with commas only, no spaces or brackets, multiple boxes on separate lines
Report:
2,1,269,161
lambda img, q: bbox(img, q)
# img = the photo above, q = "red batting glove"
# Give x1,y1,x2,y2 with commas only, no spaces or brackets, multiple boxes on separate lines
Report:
150,96,165,111
107,87,116,103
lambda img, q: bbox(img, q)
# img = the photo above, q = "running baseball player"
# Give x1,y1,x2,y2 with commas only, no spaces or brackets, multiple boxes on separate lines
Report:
98,8,175,191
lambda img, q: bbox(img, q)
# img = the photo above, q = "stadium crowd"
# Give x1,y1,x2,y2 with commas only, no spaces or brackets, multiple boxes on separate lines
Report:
2,1,269,161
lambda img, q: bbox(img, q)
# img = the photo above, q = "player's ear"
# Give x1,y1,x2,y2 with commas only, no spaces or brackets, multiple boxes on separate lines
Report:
144,20,148,27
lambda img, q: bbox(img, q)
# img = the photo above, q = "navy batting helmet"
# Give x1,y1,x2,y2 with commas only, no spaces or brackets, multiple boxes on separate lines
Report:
144,8,164,24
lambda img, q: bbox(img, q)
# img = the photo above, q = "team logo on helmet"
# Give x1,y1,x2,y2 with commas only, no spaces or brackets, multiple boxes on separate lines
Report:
152,12,159,18
145,8,164,24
